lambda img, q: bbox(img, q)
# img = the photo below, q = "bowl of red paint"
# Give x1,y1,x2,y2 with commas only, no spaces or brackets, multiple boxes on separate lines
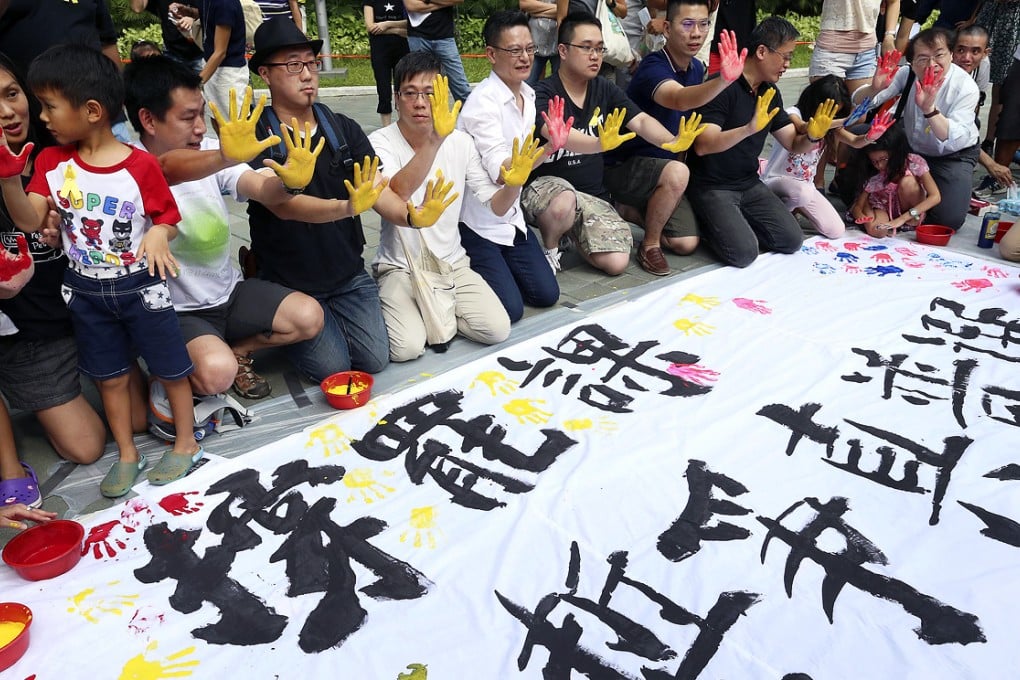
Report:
915,224,954,246
995,221,1014,243
320,371,374,409
0,602,32,671
2,519,84,581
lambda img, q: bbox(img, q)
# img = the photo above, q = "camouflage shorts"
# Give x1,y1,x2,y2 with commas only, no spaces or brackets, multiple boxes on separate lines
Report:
521,176,633,255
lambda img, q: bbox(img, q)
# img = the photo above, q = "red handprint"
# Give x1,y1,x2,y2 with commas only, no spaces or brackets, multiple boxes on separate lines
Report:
951,278,992,292
875,49,901,90
981,265,1008,279
844,265,861,274
843,242,861,251
540,95,574,153
815,241,835,251
866,110,895,142
732,297,772,314
871,252,893,263
0,133,32,179
82,520,129,559
120,497,153,531
159,491,204,516
666,362,720,385
895,247,917,256
901,258,925,268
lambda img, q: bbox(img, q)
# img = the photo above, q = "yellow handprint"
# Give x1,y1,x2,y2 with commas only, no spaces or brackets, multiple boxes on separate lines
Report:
60,164,83,209
119,642,198,680
660,113,707,153
673,317,716,336
469,370,519,396
68,583,139,624
679,292,720,310
397,663,429,680
562,416,619,434
344,155,388,215
499,127,546,187
428,74,462,138
597,107,637,152
264,118,326,190
305,422,353,457
806,97,839,141
344,468,396,504
400,506,442,549
752,87,779,132
210,86,280,162
503,398,552,425
407,169,459,228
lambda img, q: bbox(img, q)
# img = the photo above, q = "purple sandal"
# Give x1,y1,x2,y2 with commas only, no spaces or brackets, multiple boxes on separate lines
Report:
0,462,42,509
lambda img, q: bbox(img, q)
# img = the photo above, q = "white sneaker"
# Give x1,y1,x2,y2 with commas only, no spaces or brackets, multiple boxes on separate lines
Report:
544,247,561,273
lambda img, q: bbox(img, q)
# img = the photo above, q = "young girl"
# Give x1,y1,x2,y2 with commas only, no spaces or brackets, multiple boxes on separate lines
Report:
762,75,872,238
850,122,942,239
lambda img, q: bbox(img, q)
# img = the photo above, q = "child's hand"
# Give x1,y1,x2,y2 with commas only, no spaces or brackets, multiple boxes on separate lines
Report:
41,197,64,249
0,503,57,531
806,98,839,141
865,222,893,239
136,225,181,280
866,109,896,142
0,129,32,179
854,214,874,224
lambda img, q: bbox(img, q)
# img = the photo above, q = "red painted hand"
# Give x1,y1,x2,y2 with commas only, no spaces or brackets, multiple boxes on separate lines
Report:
874,49,901,90
0,234,32,282
717,30,747,83
540,95,574,153
0,134,32,179
81,520,128,559
914,64,945,112
866,110,895,142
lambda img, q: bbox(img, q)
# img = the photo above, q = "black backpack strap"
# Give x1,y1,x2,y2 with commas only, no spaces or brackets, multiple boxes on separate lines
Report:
894,68,916,120
312,102,354,174
259,105,288,164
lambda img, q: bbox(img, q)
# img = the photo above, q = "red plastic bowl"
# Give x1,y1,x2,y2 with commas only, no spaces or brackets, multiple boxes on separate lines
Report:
996,221,1014,243
0,602,32,672
2,519,84,581
320,371,374,409
915,224,954,246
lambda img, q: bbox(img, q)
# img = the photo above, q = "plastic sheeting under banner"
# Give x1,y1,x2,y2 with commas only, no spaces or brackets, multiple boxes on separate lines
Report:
2,236,1019,679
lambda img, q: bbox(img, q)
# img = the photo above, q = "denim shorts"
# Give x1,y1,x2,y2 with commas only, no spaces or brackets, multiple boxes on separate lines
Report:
809,45,878,81
61,267,194,381
0,334,82,411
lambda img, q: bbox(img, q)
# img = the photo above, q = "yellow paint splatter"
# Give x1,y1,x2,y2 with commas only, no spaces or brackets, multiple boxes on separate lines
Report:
679,292,720,310
503,398,552,425
68,583,139,624
400,506,442,549
562,415,618,434
119,641,198,680
397,663,428,680
343,468,396,504
469,370,519,396
673,317,715,336
304,423,353,457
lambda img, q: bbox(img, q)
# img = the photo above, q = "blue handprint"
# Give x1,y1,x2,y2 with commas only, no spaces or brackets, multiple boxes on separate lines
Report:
813,262,837,275
861,244,888,251
865,265,903,276
835,251,858,263
800,245,819,255
843,96,871,128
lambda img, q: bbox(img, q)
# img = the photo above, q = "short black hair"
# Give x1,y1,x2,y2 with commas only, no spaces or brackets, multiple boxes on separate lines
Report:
483,10,531,47
393,50,444,92
558,11,601,46
749,16,799,53
28,44,123,117
907,26,953,61
796,74,851,120
666,0,711,22
130,40,162,60
124,55,203,134
952,25,988,48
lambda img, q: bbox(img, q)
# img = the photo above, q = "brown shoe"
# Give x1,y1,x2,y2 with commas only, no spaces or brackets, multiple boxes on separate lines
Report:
233,353,271,400
637,246,670,276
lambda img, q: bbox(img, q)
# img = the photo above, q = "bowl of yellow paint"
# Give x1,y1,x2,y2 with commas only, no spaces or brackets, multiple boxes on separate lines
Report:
0,602,32,672
320,371,374,409
2,519,84,581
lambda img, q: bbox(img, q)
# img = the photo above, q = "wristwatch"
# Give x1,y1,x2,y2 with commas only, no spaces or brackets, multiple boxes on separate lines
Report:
908,208,920,221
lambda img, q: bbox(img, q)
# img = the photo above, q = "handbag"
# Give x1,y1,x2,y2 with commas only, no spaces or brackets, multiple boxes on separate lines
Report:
596,0,633,67
395,228,458,348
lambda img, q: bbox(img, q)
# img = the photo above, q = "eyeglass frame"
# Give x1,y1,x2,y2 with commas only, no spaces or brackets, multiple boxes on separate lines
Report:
766,46,795,63
911,50,950,67
490,44,537,58
261,59,323,74
676,19,712,33
395,90,434,101
563,42,608,57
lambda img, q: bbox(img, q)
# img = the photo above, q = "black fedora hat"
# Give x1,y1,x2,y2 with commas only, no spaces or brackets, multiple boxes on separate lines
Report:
249,18,324,73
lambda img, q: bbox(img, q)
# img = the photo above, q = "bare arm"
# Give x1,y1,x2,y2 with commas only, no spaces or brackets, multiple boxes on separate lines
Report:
607,0,626,18
556,0,570,23
692,122,756,156
159,148,237,185
626,112,675,147
386,139,446,201
520,0,558,17
0,180,47,231
199,25,231,85
101,42,123,71
236,169,291,207
653,78,731,113
289,0,302,31
772,122,816,154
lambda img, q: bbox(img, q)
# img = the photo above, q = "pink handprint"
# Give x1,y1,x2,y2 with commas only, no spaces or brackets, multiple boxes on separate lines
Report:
540,95,574,153
815,241,835,251
732,297,772,314
871,252,893,263
159,491,205,516
844,265,861,274
981,265,1008,279
120,497,153,531
951,278,992,292
901,259,924,268
666,362,720,386
895,247,917,256
843,242,861,251
82,520,129,559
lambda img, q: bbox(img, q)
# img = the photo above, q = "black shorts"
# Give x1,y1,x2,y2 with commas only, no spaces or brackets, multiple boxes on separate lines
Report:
177,278,294,345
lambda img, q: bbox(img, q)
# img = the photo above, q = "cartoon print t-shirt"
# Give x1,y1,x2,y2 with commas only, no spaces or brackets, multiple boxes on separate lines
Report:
762,106,825,183
27,145,181,272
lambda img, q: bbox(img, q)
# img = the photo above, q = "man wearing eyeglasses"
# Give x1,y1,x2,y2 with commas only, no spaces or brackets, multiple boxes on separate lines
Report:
853,27,980,230
455,10,560,323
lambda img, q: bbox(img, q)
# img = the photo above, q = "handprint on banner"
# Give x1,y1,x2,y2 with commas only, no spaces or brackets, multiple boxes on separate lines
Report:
844,265,861,274
815,241,835,252
895,247,917,257
673,317,715,336
343,468,397,504
835,251,858,263
871,252,893,263
901,259,924,269
119,642,199,680
399,506,443,549
503,398,552,425
304,422,353,457
666,362,721,386
158,491,204,517
843,242,862,251
801,245,818,255
469,370,519,396
128,606,166,636
732,297,772,315
865,265,903,276
981,265,1009,279
952,278,993,292
82,520,133,559
397,662,429,680
68,583,139,624
562,415,619,434
813,263,837,275
120,498,154,532
679,292,720,310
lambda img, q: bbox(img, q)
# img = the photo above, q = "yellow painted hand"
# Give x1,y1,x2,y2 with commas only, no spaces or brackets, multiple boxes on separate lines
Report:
597,107,636,151
210,87,281,162
503,398,552,425
806,97,839,141
343,155,388,215
407,169,459,228
499,127,546,187
660,112,707,153
119,642,199,680
751,87,779,132
264,118,326,190
428,74,462,138
60,164,83,209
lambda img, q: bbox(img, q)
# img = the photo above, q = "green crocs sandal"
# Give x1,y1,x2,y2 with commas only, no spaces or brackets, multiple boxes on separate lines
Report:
147,447,204,486
100,455,147,498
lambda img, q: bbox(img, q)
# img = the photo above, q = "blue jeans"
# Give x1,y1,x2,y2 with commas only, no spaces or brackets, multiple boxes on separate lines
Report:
458,223,559,322
527,53,559,87
407,36,471,102
287,270,390,382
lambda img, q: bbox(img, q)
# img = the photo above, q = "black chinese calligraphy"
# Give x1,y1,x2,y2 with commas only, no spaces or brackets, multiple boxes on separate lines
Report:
905,297,1020,364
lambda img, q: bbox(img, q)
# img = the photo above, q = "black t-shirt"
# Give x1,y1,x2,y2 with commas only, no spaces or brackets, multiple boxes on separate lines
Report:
201,0,247,67
711,0,756,56
0,0,119,73
407,6,454,40
0,177,73,340
531,74,639,201
146,0,203,61
248,108,372,295
688,75,792,191
365,0,406,23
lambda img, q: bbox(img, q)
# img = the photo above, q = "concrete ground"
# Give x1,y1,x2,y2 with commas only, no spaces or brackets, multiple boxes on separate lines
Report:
2,68,1013,545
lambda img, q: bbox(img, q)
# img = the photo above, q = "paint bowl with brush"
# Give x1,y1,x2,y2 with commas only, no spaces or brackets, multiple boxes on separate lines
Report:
2,519,84,581
0,602,32,671
320,371,374,409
